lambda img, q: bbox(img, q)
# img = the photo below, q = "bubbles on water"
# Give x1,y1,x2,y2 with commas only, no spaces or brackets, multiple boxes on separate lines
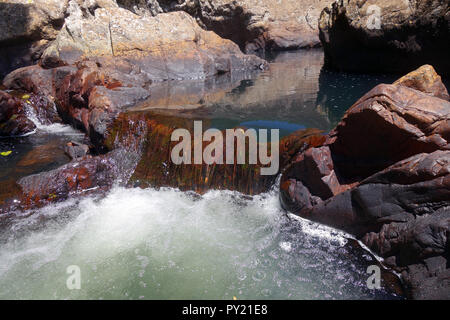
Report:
279,241,292,252
0,187,398,299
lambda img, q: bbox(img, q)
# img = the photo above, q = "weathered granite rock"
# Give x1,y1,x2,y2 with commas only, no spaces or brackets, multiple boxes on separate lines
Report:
41,6,266,79
401,254,450,300
280,65,450,299
0,90,36,136
319,0,450,76
118,0,334,53
301,151,450,237
3,4,267,152
0,0,119,78
0,0,67,78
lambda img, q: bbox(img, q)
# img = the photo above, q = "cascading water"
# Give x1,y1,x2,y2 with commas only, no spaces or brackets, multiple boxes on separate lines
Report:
0,186,398,299
0,50,403,300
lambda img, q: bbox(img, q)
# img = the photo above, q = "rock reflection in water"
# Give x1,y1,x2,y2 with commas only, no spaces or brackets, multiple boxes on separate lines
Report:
133,50,398,136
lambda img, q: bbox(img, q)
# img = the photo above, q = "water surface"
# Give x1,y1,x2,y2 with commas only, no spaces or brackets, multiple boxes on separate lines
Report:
0,50,403,300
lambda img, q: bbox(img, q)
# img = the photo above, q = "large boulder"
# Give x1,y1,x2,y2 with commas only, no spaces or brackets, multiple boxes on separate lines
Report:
40,6,266,79
280,65,450,299
319,0,450,76
0,0,119,78
0,0,68,78
118,0,335,53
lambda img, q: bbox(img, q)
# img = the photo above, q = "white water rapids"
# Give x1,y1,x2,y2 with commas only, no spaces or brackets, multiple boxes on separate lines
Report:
0,186,397,299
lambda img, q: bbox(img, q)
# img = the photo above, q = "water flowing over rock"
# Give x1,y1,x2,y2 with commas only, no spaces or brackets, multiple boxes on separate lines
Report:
319,0,450,76
280,65,450,299
0,91,36,136
2,3,267,150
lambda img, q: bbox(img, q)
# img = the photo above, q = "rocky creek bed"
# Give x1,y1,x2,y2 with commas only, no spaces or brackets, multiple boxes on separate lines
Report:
0,0,449,300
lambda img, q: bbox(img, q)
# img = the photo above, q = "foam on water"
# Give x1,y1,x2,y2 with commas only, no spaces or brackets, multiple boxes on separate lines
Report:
25,103,84,136
0,187,396,300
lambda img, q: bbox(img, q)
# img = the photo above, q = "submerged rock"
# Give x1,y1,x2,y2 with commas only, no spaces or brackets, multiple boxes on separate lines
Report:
319,0,450,76
280,65,450,300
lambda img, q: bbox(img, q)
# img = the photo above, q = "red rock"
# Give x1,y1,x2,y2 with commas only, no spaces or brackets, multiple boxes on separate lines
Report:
393,64,450,101
0,90,36,136
327,83,450,178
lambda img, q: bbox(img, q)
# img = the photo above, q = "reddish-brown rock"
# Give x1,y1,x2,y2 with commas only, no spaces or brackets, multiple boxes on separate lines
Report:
280,65,450,300
0,90,36,136
393,64,450,101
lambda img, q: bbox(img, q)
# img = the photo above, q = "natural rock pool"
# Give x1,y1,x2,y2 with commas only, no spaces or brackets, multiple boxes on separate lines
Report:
0,50,402,299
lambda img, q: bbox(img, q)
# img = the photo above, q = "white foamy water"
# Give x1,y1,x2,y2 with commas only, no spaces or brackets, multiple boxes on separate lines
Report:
25,103,84,136
0,187,396,300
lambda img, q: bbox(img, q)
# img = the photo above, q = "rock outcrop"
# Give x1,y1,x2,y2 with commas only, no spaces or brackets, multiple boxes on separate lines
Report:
118,0,334,53
3,3,267,150
0,0,67,78
0,0,120,78
40,6,266,79
319,0,450,76
280,65,450,299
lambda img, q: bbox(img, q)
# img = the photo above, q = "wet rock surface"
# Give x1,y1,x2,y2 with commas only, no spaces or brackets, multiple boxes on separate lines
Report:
0,90,36,136
0,0,448,297
319,0,450,76
281,65,450,299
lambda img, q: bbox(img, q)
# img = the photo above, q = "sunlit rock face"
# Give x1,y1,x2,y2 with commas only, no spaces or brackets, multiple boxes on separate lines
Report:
41,7,266,77
118,0,334,53
319,0,450,76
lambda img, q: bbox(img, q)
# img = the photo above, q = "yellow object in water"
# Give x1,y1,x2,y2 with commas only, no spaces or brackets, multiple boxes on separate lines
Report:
1,151,12,156
21,94,30,100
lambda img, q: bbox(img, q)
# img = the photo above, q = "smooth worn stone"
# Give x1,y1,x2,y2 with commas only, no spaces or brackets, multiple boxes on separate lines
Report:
0,147,138,214
393,65,450,101
280,65,450,299
319,0,450,76
327,83,450,178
